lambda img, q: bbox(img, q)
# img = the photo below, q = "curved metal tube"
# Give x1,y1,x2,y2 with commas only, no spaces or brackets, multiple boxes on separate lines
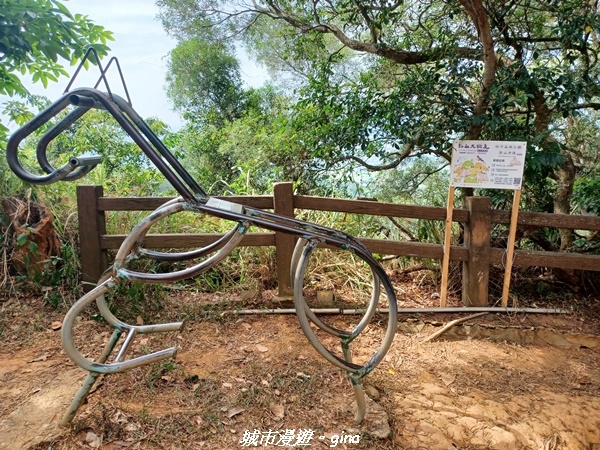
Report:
247,206,373,256
66,89,197,200
61,279,180,374
35,106,94,181
111,95,206,198
139,223,242,262
293,239,398,375
6,94,102,185
117,223,246,284
91,197,244,329
290,237,380,340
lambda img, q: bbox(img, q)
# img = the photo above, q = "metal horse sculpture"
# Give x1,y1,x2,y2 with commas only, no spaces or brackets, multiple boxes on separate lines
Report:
5,50,398,426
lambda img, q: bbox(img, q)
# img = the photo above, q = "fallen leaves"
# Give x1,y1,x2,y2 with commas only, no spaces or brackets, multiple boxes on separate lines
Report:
85,431,101,448
227,407,245,418
256,344,269,353
269,403,285,419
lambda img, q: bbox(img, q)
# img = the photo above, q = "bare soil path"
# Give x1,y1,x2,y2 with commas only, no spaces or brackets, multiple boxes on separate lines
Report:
1,295,599,450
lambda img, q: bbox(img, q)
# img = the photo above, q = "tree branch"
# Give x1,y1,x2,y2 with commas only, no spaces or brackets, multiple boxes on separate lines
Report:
249,1,482,65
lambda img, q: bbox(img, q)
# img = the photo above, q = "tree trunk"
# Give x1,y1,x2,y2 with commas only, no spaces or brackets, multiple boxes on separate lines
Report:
1,197,61,278
554,153,576,250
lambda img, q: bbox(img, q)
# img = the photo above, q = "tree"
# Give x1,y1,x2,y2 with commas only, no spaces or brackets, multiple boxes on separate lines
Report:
166,37,246,125
159,1,320,195
171,84,318,195
157,0,600,249
0,0,113,143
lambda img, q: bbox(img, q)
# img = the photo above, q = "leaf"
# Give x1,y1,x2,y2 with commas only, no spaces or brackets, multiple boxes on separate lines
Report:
16,233,28,246
52,0,74,20
227,407,245,418
440,373,456,386
28,353,50,363
29,241,38,253
269,403,284,419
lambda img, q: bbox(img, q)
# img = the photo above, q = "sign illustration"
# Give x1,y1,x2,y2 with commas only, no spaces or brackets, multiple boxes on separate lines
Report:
450,140,527,190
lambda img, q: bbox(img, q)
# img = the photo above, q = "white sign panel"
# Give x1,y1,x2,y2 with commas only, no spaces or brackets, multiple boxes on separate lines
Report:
450,140,527,190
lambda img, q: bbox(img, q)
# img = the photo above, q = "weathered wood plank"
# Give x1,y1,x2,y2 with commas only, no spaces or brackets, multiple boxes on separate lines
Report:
98,196,274,211
77,186,107,289
463,197,491,306
99,233,600,272
490,248,600,271
274,182,295,297
360,239,469,261
97,192,600,232
293,195,470,222
491,209,600,231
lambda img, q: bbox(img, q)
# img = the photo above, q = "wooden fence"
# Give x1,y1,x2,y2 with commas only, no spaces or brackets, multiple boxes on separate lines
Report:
77,183,600,305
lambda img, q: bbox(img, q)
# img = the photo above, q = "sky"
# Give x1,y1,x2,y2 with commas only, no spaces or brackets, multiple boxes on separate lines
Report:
10,0,268,131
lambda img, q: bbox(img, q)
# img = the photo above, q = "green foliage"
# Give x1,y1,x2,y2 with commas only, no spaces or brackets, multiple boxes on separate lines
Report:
166,37,245,125
0,0,113,144
158,0,600,215
573,176,600,216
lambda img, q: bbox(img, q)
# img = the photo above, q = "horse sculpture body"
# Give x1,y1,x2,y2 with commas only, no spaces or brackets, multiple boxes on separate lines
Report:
5,50,398,425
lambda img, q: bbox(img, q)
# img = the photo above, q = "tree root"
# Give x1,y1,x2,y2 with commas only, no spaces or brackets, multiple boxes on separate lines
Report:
420,312,489,343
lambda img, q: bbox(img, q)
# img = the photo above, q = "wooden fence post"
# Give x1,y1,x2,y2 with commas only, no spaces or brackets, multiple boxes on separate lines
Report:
462,196,491,306
77,185,107,292
273,182,295,298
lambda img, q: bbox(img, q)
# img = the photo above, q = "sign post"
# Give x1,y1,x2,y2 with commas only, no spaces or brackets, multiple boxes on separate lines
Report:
440,185,455,307
501,189,522,306
441,140,527,307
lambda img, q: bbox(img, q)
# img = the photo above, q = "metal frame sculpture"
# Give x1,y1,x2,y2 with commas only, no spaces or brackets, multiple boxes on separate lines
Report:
5,50,398,426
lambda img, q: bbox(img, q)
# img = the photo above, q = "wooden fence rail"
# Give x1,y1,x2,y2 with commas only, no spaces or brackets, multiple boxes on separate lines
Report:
77,183,600,305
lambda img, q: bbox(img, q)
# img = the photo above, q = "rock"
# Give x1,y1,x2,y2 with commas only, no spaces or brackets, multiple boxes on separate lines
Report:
315,290,335,307
364,400,391,439
351,398,391,439
364,384,381,400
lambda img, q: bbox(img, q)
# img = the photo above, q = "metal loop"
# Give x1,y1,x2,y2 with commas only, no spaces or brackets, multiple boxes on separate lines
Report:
6,94,102,185
292,239,398,375
61,200,247,375
290,238,380,340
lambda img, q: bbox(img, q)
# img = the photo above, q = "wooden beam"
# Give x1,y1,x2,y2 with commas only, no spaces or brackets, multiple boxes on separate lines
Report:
440,186,456,307
502,189,521,307
77,185,107,291
98,195,274,211
293,195,470,222
462,196,491,306
490,248,600,271
491,209,600,232
361,240,468,260
273,182,295,297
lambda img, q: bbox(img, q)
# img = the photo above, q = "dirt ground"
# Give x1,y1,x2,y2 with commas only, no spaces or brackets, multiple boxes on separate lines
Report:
1,287,600,450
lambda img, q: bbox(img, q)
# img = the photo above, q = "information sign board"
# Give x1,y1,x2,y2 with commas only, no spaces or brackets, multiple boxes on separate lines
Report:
450,140,527,190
